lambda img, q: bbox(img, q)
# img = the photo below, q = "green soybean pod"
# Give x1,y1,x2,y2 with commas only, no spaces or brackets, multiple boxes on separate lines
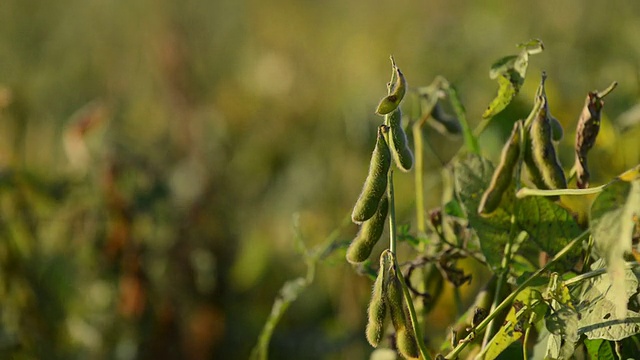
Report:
387,108,414,172
347,196,389,264
523,137,550,191
376,59,407,115
396,327,420,360
386,269,407,331
386,266,419,359
529,96,567,190
352,126,391,224
478,120,523,216
537,72,563,142
365,250,392,347
549,115,564,142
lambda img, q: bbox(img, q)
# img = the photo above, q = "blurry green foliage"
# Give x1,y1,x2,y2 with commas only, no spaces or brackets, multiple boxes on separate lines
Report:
0,0,639,359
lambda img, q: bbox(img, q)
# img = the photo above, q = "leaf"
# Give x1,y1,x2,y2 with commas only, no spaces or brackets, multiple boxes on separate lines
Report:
483,40,543,119
546,306,579,359
453,154,541,270
516,195,583,268
577,259,640,341
584,339,616,360
489,55,518,79
517,38,545,55
590,177,640,318
484,286,547,360
453,154,513,269
444,199,465,218
482,73,518,119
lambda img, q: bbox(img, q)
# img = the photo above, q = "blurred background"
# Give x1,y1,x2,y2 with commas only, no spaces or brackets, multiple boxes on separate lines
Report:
0,0,639,359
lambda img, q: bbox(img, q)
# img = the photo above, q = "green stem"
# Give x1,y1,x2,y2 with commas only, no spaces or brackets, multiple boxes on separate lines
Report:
516,185,606,198
444,230,589,360
413,123,426,237
412,82,439,240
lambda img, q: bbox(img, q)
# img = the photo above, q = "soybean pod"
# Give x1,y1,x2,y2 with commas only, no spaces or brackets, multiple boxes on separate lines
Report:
430,101,462,135
347,196,389,264
538,72,564,141
376,57,407,115
386,264,419,360
352,125,391,224
387,108,414,172
365,250,392,347
529,95,567,190
478,120,523,216
574,81,617,188
523,136,550,191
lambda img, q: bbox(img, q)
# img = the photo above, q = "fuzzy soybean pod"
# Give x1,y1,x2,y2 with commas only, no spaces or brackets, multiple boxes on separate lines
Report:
386,266,419,360
347,196,389,264
365,250,392,347
478,120,523,216
387,108,414,172
529,96,567,190
376,61,407,115
352,126,392,224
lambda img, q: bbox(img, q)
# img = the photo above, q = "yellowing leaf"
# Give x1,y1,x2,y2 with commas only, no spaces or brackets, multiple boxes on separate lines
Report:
589,178,640,318
576,259,640,341
484,286,547,360
482,73,518,119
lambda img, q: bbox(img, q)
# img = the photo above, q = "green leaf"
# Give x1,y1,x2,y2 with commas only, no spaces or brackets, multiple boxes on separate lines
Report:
576,259,640,341
489,55,518,79
590,177,640,318
453,154,512,269
453,154,540,270
516,195,583,268
584,339,616,360
444,199,465,218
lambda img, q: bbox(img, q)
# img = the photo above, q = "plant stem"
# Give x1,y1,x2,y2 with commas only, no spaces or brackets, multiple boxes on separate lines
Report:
444,230,589,360
564,261,640,287
413,124,426,237
250,214,351,360
412,83,439,240
516,185,606,198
